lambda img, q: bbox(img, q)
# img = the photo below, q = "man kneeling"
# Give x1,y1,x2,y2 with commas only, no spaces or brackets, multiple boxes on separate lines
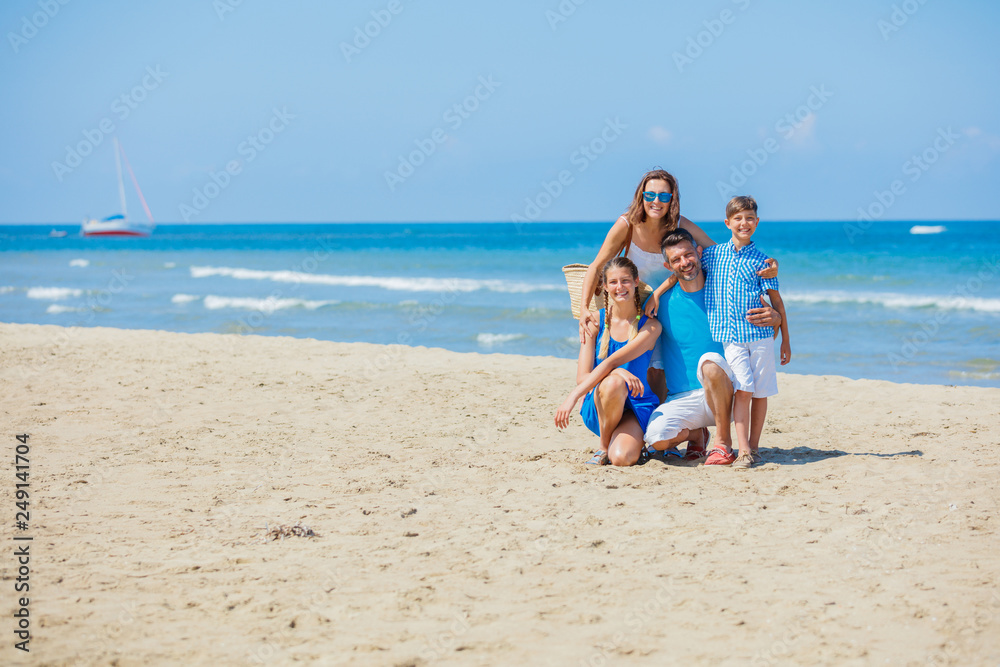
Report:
644,229,782,465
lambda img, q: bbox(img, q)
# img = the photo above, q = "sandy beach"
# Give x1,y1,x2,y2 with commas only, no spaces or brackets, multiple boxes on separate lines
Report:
2,322,999,666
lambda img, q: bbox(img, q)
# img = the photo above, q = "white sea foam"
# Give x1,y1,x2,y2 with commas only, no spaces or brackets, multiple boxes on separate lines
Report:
69,258,90,267
783,290,1000,313
909,225,947,235
949,370,1000,380
202,295,337,312
0,286,15,294
46,304,83,314
27,287,83,300
164,262,176,269
171,294,201,304
477,333,526,345
189,265,561,293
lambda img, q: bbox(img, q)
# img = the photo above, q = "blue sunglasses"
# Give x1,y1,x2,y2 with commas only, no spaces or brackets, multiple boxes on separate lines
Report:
642,191,673,203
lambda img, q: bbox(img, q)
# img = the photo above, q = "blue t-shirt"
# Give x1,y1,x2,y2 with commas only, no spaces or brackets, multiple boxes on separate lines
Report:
659,285,724,398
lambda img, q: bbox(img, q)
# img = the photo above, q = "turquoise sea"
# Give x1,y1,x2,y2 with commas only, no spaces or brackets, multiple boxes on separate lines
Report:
1,221,998,388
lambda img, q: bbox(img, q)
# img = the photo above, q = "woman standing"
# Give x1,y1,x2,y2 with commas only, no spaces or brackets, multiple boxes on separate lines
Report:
577,169,710,329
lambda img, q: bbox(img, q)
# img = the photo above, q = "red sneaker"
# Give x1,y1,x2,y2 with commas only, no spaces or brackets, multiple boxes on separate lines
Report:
704,447,736,466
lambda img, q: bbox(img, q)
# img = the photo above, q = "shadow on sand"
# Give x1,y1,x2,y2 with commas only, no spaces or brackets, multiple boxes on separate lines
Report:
650,447,924,468
761,447,923,466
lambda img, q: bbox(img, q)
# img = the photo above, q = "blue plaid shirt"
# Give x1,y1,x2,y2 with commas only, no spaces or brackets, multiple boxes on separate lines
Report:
702,240,779,343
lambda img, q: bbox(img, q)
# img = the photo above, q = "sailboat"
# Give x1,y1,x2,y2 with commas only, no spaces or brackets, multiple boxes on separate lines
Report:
81,138,155,237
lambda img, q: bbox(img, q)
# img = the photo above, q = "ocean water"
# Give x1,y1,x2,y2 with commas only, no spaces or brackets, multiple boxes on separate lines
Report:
1,221,998,388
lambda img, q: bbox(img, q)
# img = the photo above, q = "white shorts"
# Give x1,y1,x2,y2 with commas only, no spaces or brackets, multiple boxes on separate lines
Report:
644,352,735,444
723,339,778,398
649,332,664,370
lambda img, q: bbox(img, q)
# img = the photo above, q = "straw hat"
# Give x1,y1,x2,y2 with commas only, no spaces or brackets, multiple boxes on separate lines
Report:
562,264,654,320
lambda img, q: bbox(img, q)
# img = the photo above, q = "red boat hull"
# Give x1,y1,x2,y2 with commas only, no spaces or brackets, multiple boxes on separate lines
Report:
81,230,151,237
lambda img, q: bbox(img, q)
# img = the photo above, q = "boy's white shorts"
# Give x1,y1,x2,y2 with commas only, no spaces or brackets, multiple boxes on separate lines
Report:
723,339,778,398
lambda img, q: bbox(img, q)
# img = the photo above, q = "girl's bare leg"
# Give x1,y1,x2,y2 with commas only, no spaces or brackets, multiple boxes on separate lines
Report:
607,412,646,467
594,375,628,453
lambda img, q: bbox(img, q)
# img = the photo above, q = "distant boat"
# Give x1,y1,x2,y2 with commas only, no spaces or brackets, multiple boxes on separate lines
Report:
909,225,947,235
48,229,67,238
81,138,155,237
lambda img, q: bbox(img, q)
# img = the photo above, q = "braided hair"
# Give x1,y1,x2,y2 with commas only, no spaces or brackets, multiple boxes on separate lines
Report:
597,256,642,360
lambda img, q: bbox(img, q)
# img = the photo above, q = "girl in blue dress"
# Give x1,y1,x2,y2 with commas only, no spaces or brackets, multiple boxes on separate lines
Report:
555,257,662,466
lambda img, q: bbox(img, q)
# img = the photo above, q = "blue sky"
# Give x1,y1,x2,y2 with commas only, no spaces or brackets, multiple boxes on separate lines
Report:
1,0,998,223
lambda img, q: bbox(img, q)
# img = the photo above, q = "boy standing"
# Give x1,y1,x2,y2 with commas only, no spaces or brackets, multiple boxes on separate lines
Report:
701,196,790,469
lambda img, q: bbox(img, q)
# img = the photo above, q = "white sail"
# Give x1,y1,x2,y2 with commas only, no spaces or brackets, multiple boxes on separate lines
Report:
81,139,155,237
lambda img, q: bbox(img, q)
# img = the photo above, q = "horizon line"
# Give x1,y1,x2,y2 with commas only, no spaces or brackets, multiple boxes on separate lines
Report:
4,219,995,226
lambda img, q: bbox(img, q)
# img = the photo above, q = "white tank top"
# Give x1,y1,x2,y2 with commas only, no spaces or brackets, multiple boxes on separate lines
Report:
628,241,672,287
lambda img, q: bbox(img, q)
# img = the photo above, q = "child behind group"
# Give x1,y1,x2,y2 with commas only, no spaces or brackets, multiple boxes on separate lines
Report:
701,196,790,469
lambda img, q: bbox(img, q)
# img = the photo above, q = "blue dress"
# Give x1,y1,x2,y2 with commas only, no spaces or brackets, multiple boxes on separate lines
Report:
579,311,659,436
